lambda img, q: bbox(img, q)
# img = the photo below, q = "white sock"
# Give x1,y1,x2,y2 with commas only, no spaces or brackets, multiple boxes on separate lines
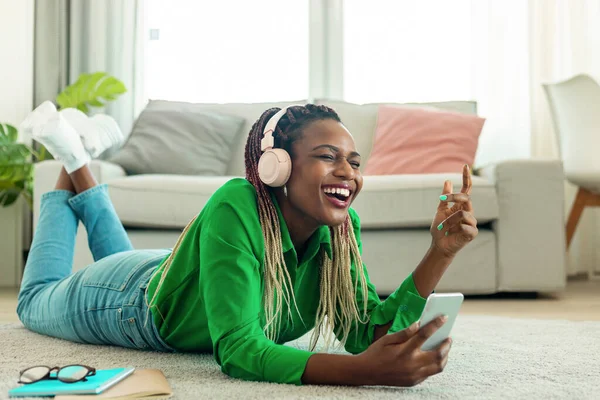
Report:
32,113,91,174
60,108,125,158
19,101,57,141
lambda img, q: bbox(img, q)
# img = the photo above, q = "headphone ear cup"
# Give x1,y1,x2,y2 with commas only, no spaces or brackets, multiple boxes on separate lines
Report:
258,148,292,187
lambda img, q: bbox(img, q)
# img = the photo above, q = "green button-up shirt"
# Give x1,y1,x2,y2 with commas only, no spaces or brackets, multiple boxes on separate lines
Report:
146,178,426,385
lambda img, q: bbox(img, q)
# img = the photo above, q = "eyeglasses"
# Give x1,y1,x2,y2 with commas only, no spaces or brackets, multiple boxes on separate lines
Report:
18,365,96,384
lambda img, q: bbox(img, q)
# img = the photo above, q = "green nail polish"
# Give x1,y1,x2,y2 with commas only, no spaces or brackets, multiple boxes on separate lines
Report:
437,223,443,231
439,195,448,201
445,231,448,236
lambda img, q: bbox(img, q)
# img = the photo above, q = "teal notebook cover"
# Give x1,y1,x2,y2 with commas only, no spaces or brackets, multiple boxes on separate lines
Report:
8,367,135,397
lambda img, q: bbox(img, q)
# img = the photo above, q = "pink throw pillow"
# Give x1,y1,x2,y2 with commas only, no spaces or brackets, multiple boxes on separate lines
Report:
364,106,485,175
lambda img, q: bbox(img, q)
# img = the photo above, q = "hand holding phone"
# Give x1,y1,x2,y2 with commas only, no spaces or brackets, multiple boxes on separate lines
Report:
418,292,463,351
357,312,455,387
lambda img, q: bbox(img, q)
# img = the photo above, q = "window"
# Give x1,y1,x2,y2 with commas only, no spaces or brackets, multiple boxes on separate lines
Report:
145,0,309,103
144,0,531,164
343,0,474,103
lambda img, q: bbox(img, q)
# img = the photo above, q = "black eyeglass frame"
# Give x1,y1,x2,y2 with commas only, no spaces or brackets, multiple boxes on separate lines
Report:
18,364,96,384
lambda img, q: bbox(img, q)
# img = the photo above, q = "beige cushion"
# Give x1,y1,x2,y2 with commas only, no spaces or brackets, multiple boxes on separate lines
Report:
107,173,498,230
362,229,497,295
352,173,498,229
107,175,238,228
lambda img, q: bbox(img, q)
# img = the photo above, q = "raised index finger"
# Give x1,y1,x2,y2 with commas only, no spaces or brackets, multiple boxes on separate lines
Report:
461,164,472,195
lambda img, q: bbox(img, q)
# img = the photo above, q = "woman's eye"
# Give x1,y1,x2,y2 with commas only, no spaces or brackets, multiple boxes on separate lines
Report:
350,162,361,169
319,155,335,161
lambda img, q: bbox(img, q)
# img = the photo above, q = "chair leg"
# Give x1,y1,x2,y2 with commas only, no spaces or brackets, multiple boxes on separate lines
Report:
565,187,588,249
565,187,600,280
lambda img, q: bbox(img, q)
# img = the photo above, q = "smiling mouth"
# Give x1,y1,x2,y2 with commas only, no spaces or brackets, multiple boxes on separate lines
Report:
323,187,350,200
322,187,353,209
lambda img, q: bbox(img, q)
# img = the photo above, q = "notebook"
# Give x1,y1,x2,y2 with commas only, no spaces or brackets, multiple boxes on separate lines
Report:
8,367,135,397
55,369,173,400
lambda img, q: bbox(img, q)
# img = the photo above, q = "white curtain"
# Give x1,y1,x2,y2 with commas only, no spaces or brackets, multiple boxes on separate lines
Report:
530,0,600,277
35,0,147,138
470,0,532,168
341,0,532,168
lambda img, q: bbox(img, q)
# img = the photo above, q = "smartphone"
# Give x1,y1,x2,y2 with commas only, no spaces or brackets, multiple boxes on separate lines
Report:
418,292,464,351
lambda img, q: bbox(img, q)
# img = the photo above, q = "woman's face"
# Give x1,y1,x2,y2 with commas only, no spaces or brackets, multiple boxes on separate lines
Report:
285,119,363,227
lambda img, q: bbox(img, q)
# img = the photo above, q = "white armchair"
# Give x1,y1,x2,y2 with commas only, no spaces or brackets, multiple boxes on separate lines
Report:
543,74,600,279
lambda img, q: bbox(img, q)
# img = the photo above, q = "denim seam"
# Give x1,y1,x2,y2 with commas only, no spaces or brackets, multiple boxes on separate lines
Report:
22,301,148,327
41,190,75,201
68,184,109,207
22,306,118,325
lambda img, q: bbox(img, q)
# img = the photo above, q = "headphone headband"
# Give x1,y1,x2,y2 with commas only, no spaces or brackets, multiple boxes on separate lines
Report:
260,105,297,152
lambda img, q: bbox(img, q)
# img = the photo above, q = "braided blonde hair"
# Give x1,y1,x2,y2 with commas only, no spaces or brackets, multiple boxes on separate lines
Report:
146,105,370,351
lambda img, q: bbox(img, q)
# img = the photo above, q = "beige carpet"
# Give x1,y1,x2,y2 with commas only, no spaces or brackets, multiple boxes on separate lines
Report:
1,316,598,399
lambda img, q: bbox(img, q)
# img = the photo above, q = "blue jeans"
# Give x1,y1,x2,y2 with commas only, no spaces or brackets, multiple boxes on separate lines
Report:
17,184,174,352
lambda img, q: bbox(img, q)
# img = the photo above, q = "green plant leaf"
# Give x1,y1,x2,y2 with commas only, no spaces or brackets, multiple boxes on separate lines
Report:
77,103,90,114
0,123,35,209
0,188,19,207
56,72,127,113
0,123,19,144
37,145,52,161
88,99,104,107
7,125,17,142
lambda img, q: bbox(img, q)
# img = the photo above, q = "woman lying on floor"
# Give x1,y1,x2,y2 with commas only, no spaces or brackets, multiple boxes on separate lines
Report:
16,103,478,387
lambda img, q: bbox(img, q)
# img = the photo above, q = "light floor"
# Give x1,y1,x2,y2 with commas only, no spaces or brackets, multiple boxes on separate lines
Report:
1,278,599,324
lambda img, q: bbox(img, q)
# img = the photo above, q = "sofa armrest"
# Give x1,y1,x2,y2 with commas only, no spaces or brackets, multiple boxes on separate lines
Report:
33,160,126,228
479,159,567,292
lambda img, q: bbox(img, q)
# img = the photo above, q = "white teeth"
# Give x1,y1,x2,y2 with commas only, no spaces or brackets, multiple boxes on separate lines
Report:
323,187,350,198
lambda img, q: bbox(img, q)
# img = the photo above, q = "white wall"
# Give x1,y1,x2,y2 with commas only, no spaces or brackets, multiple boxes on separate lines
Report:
0,0,34,287
0,0,34,127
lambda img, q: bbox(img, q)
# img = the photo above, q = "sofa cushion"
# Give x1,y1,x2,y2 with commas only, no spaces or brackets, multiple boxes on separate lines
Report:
110,106,245,176
142,100,308,177
351,173,498,229
364,106,485,175
107,175,238,228
315,99,479,166
107,174,498,230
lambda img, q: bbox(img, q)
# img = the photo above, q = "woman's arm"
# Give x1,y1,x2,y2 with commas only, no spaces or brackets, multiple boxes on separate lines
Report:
412,245,454,298
302,353,367,386
303,317,451,387
199,202,436,386
373,322,393,342
415,165,478,297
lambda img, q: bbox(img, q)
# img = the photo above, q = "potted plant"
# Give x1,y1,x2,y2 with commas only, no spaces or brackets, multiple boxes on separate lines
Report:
0,123,37,208
0,72,127,209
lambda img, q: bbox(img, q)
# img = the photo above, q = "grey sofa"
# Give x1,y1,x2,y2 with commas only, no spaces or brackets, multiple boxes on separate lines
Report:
33,99,567,295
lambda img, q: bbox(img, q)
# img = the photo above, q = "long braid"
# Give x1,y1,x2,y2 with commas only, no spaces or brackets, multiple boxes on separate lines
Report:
309,218,369,351
246,105,370,348
244,108,298,340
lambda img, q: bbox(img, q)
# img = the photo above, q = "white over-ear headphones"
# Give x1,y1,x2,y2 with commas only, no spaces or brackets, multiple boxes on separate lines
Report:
258,106,295,187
